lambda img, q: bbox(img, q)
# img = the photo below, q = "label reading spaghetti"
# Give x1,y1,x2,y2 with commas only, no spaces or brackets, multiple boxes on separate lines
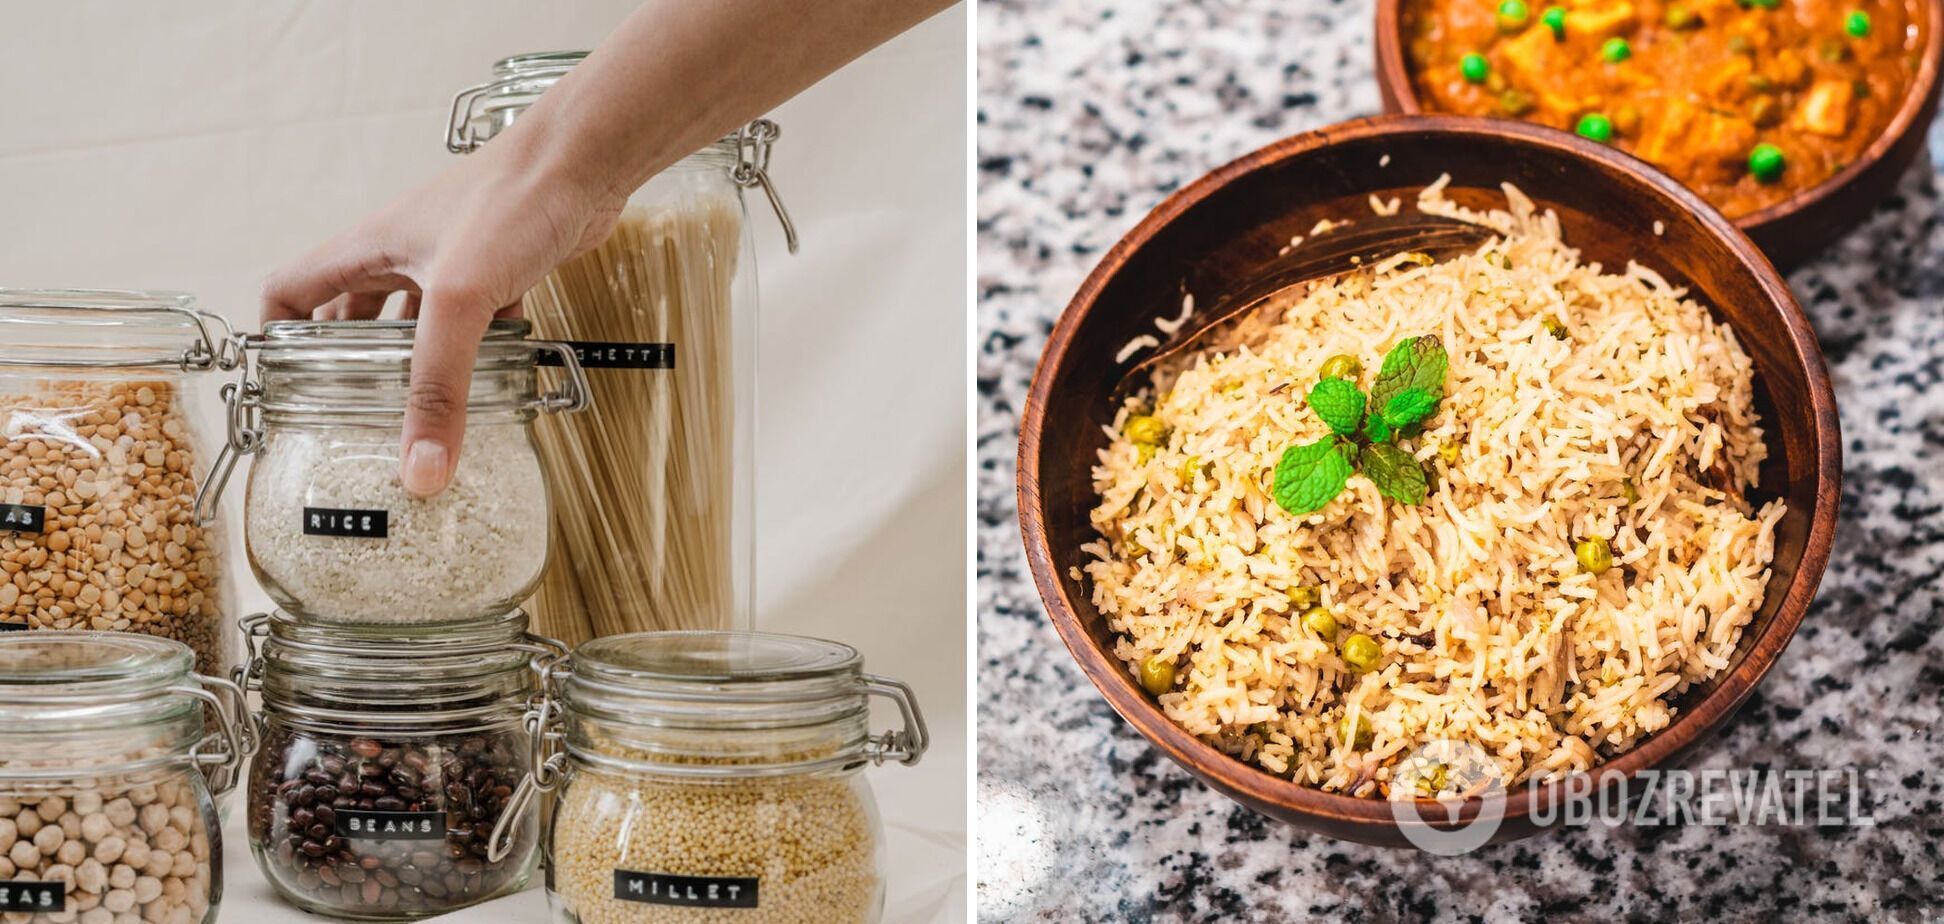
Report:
335,809,445,840
0,881,64,913
0,504,44,535
614,871,759,908
302,507,389,539
537,341,676,370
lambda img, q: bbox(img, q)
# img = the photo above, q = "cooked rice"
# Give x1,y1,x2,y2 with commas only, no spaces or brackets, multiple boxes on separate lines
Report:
1083,181,1782,796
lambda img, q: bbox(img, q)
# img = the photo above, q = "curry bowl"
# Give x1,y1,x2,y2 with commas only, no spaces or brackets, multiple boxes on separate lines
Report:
1375,0,1944,269
1016,115,1840,846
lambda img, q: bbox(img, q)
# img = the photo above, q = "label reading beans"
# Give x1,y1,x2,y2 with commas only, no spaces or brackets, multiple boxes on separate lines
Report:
0,504,44,535
535,341,676,370
614,871,759,908
335,809,446,840
0,881,64,912
302,507,389,539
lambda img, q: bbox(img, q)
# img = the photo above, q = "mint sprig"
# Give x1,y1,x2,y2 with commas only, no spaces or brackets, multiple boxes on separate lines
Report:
1269,335,1448,516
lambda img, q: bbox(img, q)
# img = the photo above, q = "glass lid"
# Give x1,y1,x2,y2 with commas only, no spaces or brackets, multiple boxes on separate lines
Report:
574,631,862,687
0,631,192,699
258,318,538,369
0,288,227,370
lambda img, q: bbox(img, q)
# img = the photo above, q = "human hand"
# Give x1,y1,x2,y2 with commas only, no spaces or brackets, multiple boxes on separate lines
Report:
261,127,626,497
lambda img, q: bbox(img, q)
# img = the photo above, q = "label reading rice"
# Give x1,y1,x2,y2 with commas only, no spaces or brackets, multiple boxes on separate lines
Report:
0,504,44,535
0,881,64,913
302,507,389,539
537,341,676,370
336,809,445,840
614,871,758,908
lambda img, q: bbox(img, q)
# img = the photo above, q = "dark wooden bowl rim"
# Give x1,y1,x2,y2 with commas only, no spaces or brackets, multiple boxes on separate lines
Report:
1372,0,1944,233
1017,114,1842,835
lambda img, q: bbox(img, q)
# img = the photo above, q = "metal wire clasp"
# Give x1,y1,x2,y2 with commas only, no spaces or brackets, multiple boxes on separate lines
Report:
862,675,929,766
192,344,264,525
733,119,800,254
180,672,256,798
488,648,571,863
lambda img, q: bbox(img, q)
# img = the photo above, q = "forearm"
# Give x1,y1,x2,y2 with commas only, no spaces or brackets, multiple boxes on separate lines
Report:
504,0,954,198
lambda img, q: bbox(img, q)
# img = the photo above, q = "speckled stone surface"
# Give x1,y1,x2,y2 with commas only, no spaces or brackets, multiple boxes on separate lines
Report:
975,1,1944,920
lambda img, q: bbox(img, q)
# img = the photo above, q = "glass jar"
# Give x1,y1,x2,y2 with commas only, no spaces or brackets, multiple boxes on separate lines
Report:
448,53,794,647
498,631,927,924
0,631,251,924
238,609,561,920
201,319,589,624
0,288,238,681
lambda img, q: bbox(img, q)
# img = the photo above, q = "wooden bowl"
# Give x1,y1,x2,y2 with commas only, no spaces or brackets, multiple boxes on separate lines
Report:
1016,115,1841,847
1374,0,1944,270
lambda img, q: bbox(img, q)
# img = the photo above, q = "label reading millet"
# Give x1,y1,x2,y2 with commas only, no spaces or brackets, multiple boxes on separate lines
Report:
335,809,445,840
302,507,389,539
0,881,64,913
0,504,44,535
614,871,759,908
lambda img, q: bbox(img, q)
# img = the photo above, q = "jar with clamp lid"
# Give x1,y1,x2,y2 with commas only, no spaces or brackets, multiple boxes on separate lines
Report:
0,288,238,680
0,631,252,924
238,609,564,920
491,631,928,924
196,319,590,625
448,53,798,647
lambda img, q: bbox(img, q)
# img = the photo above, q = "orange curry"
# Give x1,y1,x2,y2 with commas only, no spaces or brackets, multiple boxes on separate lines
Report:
1406,0,1929,217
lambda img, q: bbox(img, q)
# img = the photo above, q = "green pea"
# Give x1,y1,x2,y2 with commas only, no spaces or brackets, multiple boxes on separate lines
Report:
1664,5,1700,29
1302,606,1339,639
1139,655,1176,696
1748,143,1785,183
1601,37,1632,63
1541,5,1567,38
1340,713,1374,749
1124,414,1168,446
1621,478,1639,504
1319,354,1362,381
1575,112,1613,143
1289,586,1320,610
1541,314,1569,339
1438,442,1461,465
1178,455,1204,484
1497,0,1531,32
1122,534,1147,558
1340,633,1384,672
1846,10,1871,37
1461,52,1490,84
1576,536,1613,575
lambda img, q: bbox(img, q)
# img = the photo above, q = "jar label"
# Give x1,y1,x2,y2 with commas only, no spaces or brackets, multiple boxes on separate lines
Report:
613,871,759,908
0,881,64,913
536,341,676,370
303,507,390,539
0,504,44,534
335,808,446,839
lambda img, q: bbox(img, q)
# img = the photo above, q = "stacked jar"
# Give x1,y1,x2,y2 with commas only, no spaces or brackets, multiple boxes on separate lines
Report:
200,319,590,920
492,630,929,924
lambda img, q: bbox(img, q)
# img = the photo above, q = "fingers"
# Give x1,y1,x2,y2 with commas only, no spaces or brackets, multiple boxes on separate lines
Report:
319,292,392,321
262,239,413,322
398,284,499,498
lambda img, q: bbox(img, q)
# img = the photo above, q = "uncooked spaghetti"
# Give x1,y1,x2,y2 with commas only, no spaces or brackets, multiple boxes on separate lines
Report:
523,192,745,646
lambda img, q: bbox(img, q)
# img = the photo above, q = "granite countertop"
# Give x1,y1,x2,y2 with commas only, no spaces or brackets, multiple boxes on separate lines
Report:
975,1,1944,919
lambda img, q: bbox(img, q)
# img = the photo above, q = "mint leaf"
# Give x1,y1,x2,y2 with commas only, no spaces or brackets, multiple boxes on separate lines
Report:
1380,387,1439,430
1308,378,1366,436
1369,335,1449,413
1363,409,1393,444
1360,442,1428,504
1272,439,1355,514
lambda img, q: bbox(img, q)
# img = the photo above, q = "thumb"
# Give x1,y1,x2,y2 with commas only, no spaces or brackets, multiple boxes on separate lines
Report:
401,287,497,497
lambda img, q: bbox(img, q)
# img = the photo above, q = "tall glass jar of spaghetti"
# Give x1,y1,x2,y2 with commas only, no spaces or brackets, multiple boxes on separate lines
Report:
447,52,789,647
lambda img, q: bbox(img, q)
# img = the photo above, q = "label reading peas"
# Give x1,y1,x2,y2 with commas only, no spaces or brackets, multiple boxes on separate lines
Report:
335,808,446,840
0,881,64,912
614,871,759,909
535,341,676,370
303,507,389,539
0,504,44,535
